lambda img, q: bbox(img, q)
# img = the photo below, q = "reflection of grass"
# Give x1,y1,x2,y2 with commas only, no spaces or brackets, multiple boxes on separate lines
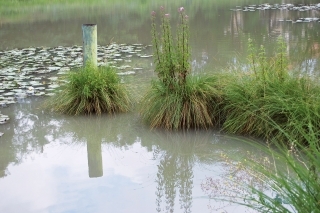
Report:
45,65,131,115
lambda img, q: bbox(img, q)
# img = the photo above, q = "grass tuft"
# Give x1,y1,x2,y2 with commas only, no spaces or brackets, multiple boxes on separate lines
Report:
221,38,320,145
141,7,222,130
44,65,131,115
140,75,223,130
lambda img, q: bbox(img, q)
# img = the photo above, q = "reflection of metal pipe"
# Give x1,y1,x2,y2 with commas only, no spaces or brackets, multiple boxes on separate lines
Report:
87,140,103,178
82,24,97,67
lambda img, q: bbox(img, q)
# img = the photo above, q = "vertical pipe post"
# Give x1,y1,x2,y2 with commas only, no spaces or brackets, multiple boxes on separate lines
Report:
82,24,97,67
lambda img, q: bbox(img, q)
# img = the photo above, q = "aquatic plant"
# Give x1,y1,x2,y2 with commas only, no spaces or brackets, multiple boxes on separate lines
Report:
221,38,320,145
45,65,131,115
200,39,320,210
151,6,190,87
141,7,222,130
140,75,223,130
202,113,320,213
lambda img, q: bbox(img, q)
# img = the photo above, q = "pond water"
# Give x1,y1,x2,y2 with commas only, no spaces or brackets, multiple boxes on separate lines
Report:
1,0,320,72
1,0,320,212
0,98,262,213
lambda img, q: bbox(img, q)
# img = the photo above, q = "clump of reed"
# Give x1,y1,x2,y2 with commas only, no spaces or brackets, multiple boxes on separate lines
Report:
140,6,222,130
221,38,320,145
45,65,131,115
200,38,320,213
140,75,223,130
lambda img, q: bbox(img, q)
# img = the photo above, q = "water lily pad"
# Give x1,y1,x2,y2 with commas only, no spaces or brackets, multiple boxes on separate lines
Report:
15,92,27,98
48,77,59,81
48,66,61,71
29,81,42,86
140,55,153,58
45,93,56,96
4,100,16,105
34,92,45,96
35,86,46,90
118,65,131,70
3,92,15,96
117,71,136,76
48,84,60,89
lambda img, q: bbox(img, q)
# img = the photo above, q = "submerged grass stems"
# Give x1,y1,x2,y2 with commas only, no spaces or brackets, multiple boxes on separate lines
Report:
221,38,320,145
45,65,131,115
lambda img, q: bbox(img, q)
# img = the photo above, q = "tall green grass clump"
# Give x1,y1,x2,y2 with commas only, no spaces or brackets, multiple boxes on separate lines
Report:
221,38,320,145
45,65,131,115
140,7,222,130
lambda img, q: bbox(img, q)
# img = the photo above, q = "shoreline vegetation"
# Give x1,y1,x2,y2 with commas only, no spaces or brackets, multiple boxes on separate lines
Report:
137,6,319,212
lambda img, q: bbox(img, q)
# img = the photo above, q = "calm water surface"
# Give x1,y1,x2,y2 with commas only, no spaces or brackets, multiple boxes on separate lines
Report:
1,0,319,212
0,98,259,213
1,0,320,72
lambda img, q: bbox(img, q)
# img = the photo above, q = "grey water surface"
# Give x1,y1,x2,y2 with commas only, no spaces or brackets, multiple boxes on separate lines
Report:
0,98,261,213
1,0,319,212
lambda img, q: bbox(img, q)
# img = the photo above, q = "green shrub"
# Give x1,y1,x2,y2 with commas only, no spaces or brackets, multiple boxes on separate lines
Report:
45,65,131,115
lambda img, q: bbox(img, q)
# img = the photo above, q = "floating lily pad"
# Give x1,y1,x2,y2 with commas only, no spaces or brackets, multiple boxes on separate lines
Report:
35,86,46,90
34,91,45,96
45,93,56,96
3,92,15,96
117,71,136,76
140,55,153,58
15,92,27,98
48,84,60,89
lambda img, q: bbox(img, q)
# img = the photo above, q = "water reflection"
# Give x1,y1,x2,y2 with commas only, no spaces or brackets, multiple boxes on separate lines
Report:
0,98,65,178
142,131,219,213
1,0,320,72
87,139,103,178
0,98,296,212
